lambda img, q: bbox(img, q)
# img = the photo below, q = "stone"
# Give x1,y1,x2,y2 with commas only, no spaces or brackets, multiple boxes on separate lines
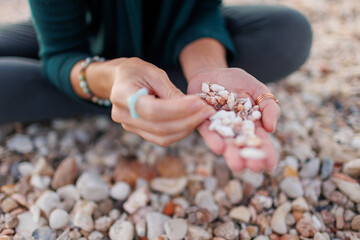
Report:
351,215,360,231
123,186,150,214
295,218,319,238
32,157,54,176
156,156,185,178
31,226,56,240
35,190,60,217
76,172,110,201
280,177,304,198
4,214,19,229
51,157,78,189
1,197,18,213
135,219,146,237
320,158,334,179
229,206,252,223
235,169,264,189
88,231,104,240
146,212,170,239
49,208,69,229
270,202,291,234
214,221,239,240
343,159,360,177
95,216,113,232
254,236,270,240
164,218,188,240
16,211,45,239
336,207,345,229
150,177,187,196
314,232,330,240
299,158,320,178
110,181,131,201
114,161,156,187
57,184,80,201
186,225,212,240
73,200,97,232
291,197,309,212
224,179,243,204
17,162,34,177
279,235,299,240
333,173,360,203
344,209,355,222
30,174,51,190
194,190,219,221
203,177,218,192
109,220,134,240
6,134,33,154
214,159,230,188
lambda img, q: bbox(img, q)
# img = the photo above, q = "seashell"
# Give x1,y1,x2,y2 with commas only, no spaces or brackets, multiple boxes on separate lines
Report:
234,135,247,147
237,104,245,112
244,98,252,111
217,90,230,98
210,84,225,92
246,135,262,148
242,120,255,132
197,93,207,99
251,110,262,120
214,125,235,138
343,159,360,177
215,95,227,105
332,173,360,203
201,82,210,93
123,186,150,214
209,119,222,131
205,96,217,106
227,92,237,109
271,202,291,234
239,148,265,160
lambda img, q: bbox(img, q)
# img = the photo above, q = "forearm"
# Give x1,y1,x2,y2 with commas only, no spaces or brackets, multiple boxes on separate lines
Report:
179,38,228,81
70,58,126,99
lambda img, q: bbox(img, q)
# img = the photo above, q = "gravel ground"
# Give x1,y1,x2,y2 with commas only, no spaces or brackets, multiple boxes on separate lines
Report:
0,0,360,240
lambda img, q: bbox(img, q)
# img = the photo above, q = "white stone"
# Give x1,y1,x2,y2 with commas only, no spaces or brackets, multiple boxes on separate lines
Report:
49,209,69,229
210,84,225,92
224,179,243,204
135,219,146,237
146,212,170,239
16,211,46,239
123,186,150,214
76,172,110,201
217,90,230,98
35,190,60,217
187,225,212,240
194,190,219,221
57,184,80,201
110,182,131,201
242,120,255,132
7,134,33,154
88,231,104,240
18,162,34,177
150,177,187,196
214,125,235,138
343,159,360,177
235,169,264,189
164,219,188,240
270,202,291,234
95,216,113,232
109,220,134,240
73,200,97,232
280,177,304,198
251,110,262,120
229,206,252,223
239,148,266,160
254,236,270,240
210,110,235,121
30,174,51,190
291,197,309,212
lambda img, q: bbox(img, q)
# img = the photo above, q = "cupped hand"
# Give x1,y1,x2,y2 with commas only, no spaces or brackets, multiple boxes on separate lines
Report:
187,68,281,172
109,57,216,146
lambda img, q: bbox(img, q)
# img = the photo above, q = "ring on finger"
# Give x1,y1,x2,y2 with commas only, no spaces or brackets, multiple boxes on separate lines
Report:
255,93,279,105
127,88,148,119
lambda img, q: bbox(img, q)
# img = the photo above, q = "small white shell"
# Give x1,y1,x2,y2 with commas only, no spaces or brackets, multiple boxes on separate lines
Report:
239,148,265,160
202,82,210,93
210,84,225,92
197,93,207,99
242,120,255,132
210,110,235,121
214,125,235,138
222,118,233,126
227,93,237,109
209,119,222,131
244,98,252,112
234,135,247,147
217,90,230,98
246,136,262,148
251,110,262,120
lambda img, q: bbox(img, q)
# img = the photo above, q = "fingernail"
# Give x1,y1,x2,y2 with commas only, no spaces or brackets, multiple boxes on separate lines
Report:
272,121,277,133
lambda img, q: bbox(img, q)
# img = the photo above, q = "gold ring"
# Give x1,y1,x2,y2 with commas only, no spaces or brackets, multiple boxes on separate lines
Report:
255,93,279,105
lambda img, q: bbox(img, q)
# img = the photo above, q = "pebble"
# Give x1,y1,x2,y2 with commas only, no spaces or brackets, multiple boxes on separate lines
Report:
32,157,54,176
73,200,97,232
280,177,304,198
320,158,334,179
150,177,187,196
17,162,34,177
299,158,320,178
88,231,104,240
314,232,330,240
351,215,360,231
6,134,33,154
214,221,239,240
109,220,134,240
57,184,80,201
332,173,360,203
224,179,243,204
194,190,219,221
344,209,355,222
30,174,51,190
164,218,188,240
343,159,360,177
95,216,113,232
76,172,110,201
16,211,45,239
295,218,319,238
4,214,19,229
135,219,146,237
110,181,131,201
156,156,185,178
123,186,150,214
271,202,291,234
291,197,309,212
235,169,264,189
146,212,170,239
35,190,60,217
51,157,78,189
1,197,18,213
49,208,69,229
186,225,212,240
31,226,55,240
229,206,252,223
113,161,156,188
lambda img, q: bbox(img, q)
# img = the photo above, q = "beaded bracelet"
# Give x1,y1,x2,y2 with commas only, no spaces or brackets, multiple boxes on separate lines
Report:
79,56,111,107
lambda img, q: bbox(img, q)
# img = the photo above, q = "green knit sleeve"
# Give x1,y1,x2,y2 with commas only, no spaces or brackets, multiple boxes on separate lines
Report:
29,0,90,99
173,0,235,64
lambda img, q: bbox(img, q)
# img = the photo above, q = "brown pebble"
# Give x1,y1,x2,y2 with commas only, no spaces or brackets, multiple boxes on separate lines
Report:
98,199,113,216
335,207,345,230
279,234,299,240
163,200,175,216
156,156,185,178
296,218,319,237
51,157,78,189
113,161,156,188
270,234,280,240
351,215,360,231
0,198,18,213
293,211,303,222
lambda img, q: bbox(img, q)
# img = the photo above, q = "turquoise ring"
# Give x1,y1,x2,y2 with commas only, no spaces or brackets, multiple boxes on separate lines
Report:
127,88,148,119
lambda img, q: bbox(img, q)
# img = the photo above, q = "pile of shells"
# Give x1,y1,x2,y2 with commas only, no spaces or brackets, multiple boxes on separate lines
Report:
199,82,265,159
0,0,360,239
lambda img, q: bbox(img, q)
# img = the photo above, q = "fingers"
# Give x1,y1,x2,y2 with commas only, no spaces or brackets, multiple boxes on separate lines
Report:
197,121,226,155
259,98,281,133
255,123,279,171
224,139,245,172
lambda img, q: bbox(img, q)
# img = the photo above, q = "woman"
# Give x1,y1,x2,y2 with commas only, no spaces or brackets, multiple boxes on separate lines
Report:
0,0,312,172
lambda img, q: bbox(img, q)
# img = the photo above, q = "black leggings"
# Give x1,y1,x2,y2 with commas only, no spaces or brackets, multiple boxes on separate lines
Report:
0,5,312,124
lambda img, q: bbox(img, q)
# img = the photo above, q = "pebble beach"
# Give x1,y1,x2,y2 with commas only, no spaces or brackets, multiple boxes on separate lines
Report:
0,0,360,239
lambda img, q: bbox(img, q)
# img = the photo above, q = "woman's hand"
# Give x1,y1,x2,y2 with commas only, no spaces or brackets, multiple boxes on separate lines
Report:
108,58,215,146
187,68,281,172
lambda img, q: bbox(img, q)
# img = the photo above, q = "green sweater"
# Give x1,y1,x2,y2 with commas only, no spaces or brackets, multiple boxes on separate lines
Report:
29,0,235,99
